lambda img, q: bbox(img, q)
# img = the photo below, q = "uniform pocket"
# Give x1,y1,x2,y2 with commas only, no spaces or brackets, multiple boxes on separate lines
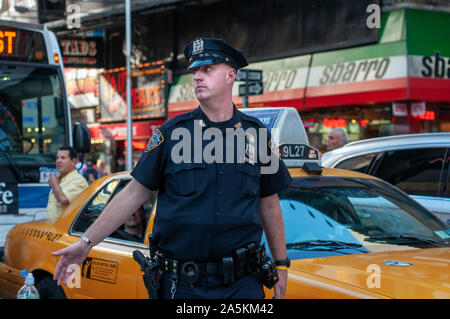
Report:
236,163,261,196
172,162,206,196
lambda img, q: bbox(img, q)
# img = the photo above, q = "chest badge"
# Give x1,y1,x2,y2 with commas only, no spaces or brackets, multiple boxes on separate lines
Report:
245,133,256,165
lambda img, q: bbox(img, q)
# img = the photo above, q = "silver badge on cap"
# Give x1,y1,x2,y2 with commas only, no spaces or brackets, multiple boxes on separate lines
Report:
192,39,204,55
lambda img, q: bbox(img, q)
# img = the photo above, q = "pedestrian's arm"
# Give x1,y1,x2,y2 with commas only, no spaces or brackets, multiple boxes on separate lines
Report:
48,173,70,205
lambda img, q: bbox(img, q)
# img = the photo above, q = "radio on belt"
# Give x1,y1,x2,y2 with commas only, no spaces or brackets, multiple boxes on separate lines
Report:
240,107,322,174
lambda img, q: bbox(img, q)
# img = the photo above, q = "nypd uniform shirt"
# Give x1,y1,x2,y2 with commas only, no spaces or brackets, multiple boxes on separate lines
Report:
131,106,292,261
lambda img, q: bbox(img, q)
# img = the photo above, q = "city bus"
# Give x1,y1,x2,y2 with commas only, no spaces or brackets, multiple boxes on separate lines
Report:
0,20,90,255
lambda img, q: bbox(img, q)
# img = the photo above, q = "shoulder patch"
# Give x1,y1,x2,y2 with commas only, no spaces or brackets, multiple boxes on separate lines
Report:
145,129,164,152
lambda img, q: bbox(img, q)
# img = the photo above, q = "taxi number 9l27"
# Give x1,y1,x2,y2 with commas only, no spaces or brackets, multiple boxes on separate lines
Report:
279,144,319,160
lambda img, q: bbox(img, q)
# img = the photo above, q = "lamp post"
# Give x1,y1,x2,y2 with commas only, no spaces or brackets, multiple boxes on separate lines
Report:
125,0,133,170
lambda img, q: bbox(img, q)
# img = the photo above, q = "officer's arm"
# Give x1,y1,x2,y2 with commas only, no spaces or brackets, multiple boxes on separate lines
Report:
83,178,154,247
52,178,154,286
259,193,287,261
260,193,288,299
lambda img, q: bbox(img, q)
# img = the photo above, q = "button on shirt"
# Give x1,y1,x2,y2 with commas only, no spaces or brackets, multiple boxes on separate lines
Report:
46,169,88,219
131,106,292,261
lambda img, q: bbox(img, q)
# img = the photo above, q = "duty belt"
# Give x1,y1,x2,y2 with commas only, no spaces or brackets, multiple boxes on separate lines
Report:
158,242,261,285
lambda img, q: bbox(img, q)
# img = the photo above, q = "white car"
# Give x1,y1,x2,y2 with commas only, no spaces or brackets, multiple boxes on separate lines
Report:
321,133,450,225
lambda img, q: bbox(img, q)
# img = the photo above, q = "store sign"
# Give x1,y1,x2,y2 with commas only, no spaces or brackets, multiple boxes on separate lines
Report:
413,110,435,121
411,102,426,117
309,55,407,87
318,57,391,85
60,37,104,68
392,102,408,117
302,118,316,128
65,68,100,109
99,63,167,122
323,117,347,128
409,51,450,80
169,55,310,108
421,51,450,79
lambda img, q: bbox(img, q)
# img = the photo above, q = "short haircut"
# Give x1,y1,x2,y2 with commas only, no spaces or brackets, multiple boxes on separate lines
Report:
59,146,78,160
331,128,349,144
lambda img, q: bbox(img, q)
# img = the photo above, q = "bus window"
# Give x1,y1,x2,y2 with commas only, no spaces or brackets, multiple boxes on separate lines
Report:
0,65,66,158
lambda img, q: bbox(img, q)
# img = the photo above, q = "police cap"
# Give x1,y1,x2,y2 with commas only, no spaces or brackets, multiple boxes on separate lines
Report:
184,38,248,71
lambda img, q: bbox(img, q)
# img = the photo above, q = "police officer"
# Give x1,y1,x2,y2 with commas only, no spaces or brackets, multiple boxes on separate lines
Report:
52,38,292,299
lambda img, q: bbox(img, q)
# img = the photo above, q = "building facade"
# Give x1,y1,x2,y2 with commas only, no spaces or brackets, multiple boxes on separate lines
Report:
47,0,450,162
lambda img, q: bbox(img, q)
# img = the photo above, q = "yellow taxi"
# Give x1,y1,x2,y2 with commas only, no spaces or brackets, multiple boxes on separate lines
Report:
0,108,449,299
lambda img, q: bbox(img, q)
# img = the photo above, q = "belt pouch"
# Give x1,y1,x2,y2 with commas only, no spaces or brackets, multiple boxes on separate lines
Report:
222,257,234,285
234,248,247,278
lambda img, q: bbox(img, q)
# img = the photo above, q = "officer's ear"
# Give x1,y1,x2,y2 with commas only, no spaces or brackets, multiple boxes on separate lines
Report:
225,67,236,84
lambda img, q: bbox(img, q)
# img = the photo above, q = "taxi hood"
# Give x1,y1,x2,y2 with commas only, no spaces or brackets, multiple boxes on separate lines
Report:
290,248,450,298
240,107,321,170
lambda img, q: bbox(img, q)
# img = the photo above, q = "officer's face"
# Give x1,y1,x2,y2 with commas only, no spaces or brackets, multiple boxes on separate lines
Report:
192,63,235,102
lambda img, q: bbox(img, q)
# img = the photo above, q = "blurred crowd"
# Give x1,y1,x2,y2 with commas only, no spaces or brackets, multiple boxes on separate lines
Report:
77,157,110,184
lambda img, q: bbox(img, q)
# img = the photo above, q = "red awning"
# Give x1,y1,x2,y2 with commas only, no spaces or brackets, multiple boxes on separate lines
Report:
88,120,164,140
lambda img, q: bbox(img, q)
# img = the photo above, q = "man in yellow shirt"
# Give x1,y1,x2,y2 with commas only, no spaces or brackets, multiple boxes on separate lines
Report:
46,147,88,219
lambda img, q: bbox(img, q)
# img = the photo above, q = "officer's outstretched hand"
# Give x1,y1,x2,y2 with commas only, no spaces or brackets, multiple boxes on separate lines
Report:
52,240,91,286
273,269,288,299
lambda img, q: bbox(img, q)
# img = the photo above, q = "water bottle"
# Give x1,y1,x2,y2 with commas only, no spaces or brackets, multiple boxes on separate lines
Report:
17,270,40,299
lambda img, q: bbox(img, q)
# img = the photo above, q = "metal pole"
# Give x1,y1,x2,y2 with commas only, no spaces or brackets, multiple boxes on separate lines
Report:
125,0,133,170
243,78,248,108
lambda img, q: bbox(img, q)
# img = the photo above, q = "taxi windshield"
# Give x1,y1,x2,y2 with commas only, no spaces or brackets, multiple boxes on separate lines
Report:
0,63,67,164
273,177,450,260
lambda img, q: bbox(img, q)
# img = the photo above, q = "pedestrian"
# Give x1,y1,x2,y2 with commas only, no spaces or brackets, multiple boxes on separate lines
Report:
82,158,98,184
46,147,88,219
52,38,292,299
123,206,146,242
96,158,108,177
116,157,125,172
326,127,349,151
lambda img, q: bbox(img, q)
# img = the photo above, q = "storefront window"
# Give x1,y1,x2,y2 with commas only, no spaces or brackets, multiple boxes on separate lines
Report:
301,103,447,153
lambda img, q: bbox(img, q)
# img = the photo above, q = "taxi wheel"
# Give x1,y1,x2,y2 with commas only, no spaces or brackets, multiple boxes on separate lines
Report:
37,276,66,299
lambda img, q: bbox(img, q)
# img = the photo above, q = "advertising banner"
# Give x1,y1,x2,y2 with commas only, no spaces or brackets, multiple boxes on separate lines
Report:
98,62,168,122
65,68,101,109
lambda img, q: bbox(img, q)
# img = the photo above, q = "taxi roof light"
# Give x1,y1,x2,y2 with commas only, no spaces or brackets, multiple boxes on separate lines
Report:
240,107,322,169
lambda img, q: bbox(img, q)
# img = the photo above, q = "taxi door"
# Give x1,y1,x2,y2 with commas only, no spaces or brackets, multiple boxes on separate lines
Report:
67,176,149,299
